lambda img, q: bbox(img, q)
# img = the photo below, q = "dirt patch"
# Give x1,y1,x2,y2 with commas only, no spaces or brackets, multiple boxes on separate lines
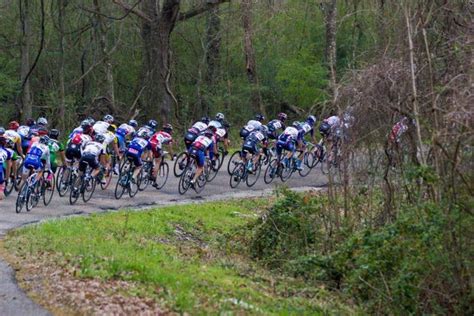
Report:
1,246,168,315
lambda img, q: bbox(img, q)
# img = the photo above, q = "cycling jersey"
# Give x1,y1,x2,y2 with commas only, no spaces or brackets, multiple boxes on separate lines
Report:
150,131,173,158
0,147,12,184
66,133,92,161
295,121,314,140
240,120,262,139
267,119,285,139
48,139,65,171
215,128,226,142
23,143,50,172
189,135,214,167
93,121,110,135
389,121,408,143
116,123,135,137
103,131,117,150
126,137,151,167
79,141,104,172
5,130,21,144
276,127,298,155
243,130,267,155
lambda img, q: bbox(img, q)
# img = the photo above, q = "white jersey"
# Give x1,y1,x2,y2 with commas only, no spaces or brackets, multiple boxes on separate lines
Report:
283,126,299,138
325,116,341,127
194,135,213,149
0,148,10,163
216,128,226,139
118,123,135,135
93,121,110,134
300,122,312,133
246,120,262,131
103,131,116,146
208,120,222,129
5,130,21,143
192,121,208,132
82,141,104,157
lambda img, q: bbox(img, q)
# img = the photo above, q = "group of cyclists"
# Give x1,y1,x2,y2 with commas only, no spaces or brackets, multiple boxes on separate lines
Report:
0,109,409,205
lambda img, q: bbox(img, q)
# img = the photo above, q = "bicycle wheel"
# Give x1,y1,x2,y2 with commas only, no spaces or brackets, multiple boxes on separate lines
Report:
227,151,242,175
154,162,169,190
298,152,312,177
26,183,38,212
311,145,324,168
14,159,24,191
4,175,15,196
246,160,262,187
128,171,139,198
264,159,278,184
230,163,244,188
114,173,127,200
138,162,151,191
173,152,188,177
280,160,293,182
206,159,219,182
56,167,68,196
15,183,28,213
100,167,113,190
82,176,96,202
69,175,82,205
178,165,193,195
42,173,55,206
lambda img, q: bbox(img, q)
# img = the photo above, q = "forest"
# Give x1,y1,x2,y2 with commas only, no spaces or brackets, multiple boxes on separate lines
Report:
0,0,472,314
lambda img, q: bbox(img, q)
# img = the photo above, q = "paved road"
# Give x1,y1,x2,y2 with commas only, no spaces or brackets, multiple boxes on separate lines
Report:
0,157,327,315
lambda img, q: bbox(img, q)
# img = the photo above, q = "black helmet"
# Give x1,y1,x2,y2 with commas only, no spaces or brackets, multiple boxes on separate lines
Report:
201,116,210,124
26,118,36,127
163,123,173,134
49,129,60,139
277,112,288,122
39,135,50,144
255,114,265,122
95,134,105,143
204,128,214,137
128,119,138,128
147,119,158,130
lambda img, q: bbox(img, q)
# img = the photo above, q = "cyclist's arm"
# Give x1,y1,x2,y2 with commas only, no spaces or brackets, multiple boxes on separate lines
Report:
15,140,24,158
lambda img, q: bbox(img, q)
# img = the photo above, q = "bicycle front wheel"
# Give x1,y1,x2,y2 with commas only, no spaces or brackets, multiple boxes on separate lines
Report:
227,151,242,175
42,173,55,206
69,176,82,205
173,152,188,177
154,162,169,190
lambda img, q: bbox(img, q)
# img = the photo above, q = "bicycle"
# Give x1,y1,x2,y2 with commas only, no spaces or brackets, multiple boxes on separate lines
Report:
178,153,207,195
69,167,97,205
227,150,243,175
114,157,140,199
16,169,55,212
151,152,170,190
56,164,79,197
173,151,190,178
229,152,263,188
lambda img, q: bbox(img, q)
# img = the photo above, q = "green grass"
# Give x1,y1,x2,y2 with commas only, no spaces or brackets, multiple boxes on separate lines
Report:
5,199,353,314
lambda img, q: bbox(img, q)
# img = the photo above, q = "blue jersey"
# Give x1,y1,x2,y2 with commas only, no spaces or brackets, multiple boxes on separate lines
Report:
127,137,151,156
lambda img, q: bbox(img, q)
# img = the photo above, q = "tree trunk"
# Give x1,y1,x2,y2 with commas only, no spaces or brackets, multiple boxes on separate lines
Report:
58,0,66,130
324,0,338,105
20,0,32,120
203,6,221,116
140,0,179,123
93,0,116,114
241,0,264,115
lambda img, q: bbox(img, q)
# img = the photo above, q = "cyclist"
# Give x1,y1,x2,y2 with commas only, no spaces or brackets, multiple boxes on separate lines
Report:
150,124,174,185
28,117,49,139
92,114,113,135
78,134,106,181
389,116,409,145
48,129,66,174
0,131,12,200
267,112,287,140
18,118,36,154
65,121,93,179
276,125,299,169
126,127,152,184
5,121,25,181
214,112,230,155
145,119,158,134
188,127,217,186
242,125,268,172
239,114,265,140
320,114,343,164
21,135,51,185
116,119,138,153
101,125,121,176
184,117,209,150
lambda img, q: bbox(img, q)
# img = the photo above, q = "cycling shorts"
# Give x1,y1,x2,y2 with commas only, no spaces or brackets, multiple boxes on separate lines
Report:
126,150,142,167
276,140,295,156
79,153,99,172
23,156,44,173
66,144,82,161
189,147,205,168
242,140,258,155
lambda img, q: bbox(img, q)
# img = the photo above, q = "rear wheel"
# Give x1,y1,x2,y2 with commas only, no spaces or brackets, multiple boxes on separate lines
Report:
100,167,113,190
15,183,28,213
280,159,293,182
173,152,188,177
230,163,244,188
264,159,278,184
154,162,169,190
42,172,55,206
298,152,313,177
227,151,242,175
246,158,262,187
82,177,96,202
69,175,81,205
56,167,70,196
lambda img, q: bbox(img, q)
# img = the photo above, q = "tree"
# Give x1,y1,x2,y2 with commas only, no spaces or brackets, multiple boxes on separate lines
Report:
322,0,337,105
113,0,229,123
19,0,32,119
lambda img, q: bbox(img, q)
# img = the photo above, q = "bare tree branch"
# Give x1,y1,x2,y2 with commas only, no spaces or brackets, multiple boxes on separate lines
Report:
178,0,230,21
112,0,152,22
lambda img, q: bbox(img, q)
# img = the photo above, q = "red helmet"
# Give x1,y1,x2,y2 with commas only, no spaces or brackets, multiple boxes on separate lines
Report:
8,121,19,130
38,127,49,136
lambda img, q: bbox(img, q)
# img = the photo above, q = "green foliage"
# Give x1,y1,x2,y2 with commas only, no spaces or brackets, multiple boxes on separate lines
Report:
275,48,328,109
0,56,19,101
249,190,473,315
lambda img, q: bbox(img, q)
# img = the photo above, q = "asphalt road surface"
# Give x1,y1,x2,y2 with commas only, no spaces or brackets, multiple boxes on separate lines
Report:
0,157,327,316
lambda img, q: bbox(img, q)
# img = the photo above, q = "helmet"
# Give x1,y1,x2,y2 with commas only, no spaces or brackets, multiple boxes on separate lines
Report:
26,118,36,127
39,135,50,144
49,129,60,139
307,115,317,126
278,112,288,122
86,117,96,125
201,116,210,124
215,112,225,121
147,119,158,130
255,114,265,122
37,117,48,126
260,125,269,135
319,122,331,136
38,127,49,136
94,134,105,143
204,128,214,137
0,127,5,135
8,121,19,130
163,123,173,134
103,114,114,123
292,121,301,127
128,119,138,128
81,120,92,132
137,128,150,139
